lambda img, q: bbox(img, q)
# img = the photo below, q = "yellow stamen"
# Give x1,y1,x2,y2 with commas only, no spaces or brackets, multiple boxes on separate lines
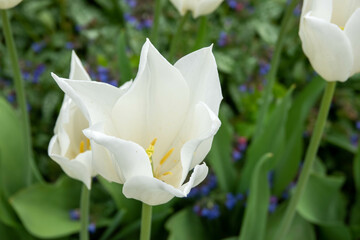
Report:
87,139,91,150
162,171,172,176
146,138,157,159
160,148,174,165
79,141,85,153
340,26,344,30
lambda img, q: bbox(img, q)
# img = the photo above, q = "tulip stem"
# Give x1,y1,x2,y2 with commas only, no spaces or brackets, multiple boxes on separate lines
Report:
192,16,207,51
253,0,300,139
150,0,161,47
140,203,152,240
275,81,336,240
169,11,190,62
1,10,43,184
80,185,90,240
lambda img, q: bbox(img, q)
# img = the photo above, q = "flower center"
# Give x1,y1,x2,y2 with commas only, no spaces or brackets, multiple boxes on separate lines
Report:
79,139,91,154
146,138,174,180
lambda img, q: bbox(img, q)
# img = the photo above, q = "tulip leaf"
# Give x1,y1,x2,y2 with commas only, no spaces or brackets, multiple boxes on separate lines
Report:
0,186,18,227
238,153,273,240
117,30,133,84
166,208,208,240
239,86,293,192
265,203,316,240
10,176,82,238
297,173,347,225
350,195,360,238
273,77,325,195
207,105,236,192
318,225,351,240
0,98,30,197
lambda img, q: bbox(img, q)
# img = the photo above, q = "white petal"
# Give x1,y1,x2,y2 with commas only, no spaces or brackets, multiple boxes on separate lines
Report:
300,15,353,81
51,73,130,125
345,8,360,75
331,0,360,27
309,0,332,21
174,45,222,115
169,0,186,15
179,163,209,194
69,51,91,81
0,0,22,9
48,136,92,189
83,129,153,182
122,163,208,205
175,102,220,184
111,39,190,158
194,0,223,18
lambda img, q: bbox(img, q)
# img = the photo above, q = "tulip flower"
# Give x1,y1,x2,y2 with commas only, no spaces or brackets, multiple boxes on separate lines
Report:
51,39,222,205
299,0,360,82
48,52,94,189
170,0,224,18
0,0,22,9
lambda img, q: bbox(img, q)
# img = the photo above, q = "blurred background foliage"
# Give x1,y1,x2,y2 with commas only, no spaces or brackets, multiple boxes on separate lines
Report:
1,0,360,239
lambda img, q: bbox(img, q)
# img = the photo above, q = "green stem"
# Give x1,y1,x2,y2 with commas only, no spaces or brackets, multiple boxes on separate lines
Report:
80,185,90,240
275,81,336,240
169,11,190,62
253,0,300,139
1,10,42,183
140,203,152,240
192,16,207,51
150,0,161,47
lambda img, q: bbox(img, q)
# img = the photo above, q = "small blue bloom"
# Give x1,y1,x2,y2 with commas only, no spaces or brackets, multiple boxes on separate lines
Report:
356,121,360,130
259,62,270,76
202,204,220,220
232,149,242,161
65,42,75,50
225,193,237,210
6,93,15,103
238,84,247,92
31,41,46,53
33,64,46,83
88,222,96,234
69,209,80,220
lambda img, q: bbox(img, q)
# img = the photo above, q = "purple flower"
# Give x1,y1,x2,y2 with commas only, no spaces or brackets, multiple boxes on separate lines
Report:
31,41,46,53
69,209,80,220
33,64,46,83
88,223,96,234
202,204,220,220
232,149,242,161
65,42,75,50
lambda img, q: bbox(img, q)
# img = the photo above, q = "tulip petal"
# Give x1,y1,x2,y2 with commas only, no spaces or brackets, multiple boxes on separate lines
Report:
48,136,92,189
169,0,186,15
194,0,223,18
52,73,130,125
123,163,208,205
112,39,190,155
174,45,222,115
177,102,221,184
345,8,360,75
309,0,332,21
331,0,360,28
69,51,91,81
83,128,153,183
300,15,353,81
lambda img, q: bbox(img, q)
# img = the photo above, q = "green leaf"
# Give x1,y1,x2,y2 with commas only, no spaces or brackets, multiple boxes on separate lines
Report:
0,98,29,197
266,203,316,240
273,78,325,195
117,31,133,84
297,173,346,225
0,186,18,227
239,87,293,192
239,153,273,240
10,176,82,238
207,105,236,192
166,208,207,240
214,51,235,74
318,225,351,240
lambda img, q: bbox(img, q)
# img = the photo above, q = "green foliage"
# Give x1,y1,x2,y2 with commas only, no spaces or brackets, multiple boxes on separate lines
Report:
10,176,83,238
239,153,273,240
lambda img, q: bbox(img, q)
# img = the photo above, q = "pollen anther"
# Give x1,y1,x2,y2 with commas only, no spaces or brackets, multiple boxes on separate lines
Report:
160,148,174,165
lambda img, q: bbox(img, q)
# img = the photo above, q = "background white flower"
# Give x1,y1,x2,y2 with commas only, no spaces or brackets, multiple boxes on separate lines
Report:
300,0,360,81
0,0,22,9
170,0,224,18
48,52,94,189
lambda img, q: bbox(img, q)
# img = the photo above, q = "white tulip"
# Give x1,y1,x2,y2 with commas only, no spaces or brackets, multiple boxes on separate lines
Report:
48,52,94,189
170,0,224,18
0,0,22,9
299,0,360,82
51,39,222,205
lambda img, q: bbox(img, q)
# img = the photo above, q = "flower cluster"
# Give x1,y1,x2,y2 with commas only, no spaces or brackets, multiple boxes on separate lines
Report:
50,39,222,206
232,136,247,162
